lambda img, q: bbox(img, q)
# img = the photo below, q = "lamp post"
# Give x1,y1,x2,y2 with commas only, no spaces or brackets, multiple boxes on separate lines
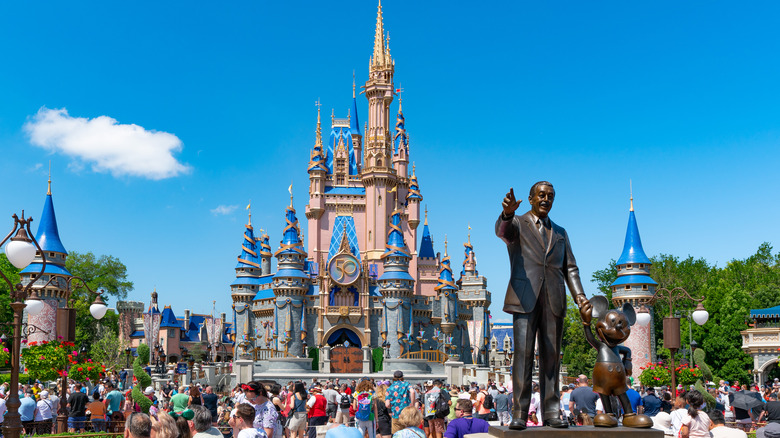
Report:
636,287,709,400
41,276,108,434
125,347,131,368
0,212,48,438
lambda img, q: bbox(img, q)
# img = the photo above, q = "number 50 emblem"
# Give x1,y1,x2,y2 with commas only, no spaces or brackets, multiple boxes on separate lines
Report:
329,254,360,285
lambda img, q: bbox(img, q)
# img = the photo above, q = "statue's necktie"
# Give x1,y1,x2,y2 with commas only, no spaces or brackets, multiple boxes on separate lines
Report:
539,220,549,249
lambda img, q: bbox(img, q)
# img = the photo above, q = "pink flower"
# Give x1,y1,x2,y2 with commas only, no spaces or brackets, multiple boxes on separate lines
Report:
72,351,78,356
39,356,45,360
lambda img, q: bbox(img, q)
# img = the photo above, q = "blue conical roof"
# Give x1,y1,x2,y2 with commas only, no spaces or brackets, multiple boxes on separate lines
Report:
406,172,422,202
419,223,435,258
36,194,67,254
616,210,651,265
274,206,306,257
350,95,360,135
236,223,261,269
435,253,457,293
382,209,410,259
460,240,474,278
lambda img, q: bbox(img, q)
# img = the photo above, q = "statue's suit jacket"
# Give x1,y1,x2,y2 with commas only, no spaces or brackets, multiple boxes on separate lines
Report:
495,211,586,316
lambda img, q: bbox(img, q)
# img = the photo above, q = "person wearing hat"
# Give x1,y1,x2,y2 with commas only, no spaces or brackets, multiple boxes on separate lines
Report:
709,410,746,438
495,386,510,426
34,390,54,434
651,411,674,436
642,387,662,417
385,371,416,435
307,384,329,438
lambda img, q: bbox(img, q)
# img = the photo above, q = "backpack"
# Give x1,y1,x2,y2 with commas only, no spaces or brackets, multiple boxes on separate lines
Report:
355,392,372,421
481,391,494,410
424,391,440,419
92,385,101,399
339,393,352,409
434,392,450,419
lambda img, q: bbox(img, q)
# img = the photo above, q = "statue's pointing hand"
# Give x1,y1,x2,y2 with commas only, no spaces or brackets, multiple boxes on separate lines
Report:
502,188,522,218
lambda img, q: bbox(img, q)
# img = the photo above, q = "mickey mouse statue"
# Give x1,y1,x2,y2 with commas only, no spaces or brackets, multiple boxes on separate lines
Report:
581,295,653,428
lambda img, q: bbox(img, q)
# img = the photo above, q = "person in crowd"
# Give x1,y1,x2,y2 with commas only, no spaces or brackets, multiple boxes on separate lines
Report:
651,411,674,436
192,405,222,438
374,384,392,438
0,389,7,430
336,384,353,425
323,384,339,421
386,371,416,435
709,410,746,438
190,386,204,408
171,408,195,438
324,423,363,438
233,403,263,438
203,386,220,424
443,400,489,438
306,385,328,438
287,382,308,438
625,379,644,414
559,385,571,422
569,375,597,420
35,390,54,434
171,386,191,413
473,384,490,421
353,379,376,438
670,391,689,437
642,387,662,417
19,388,36,434
243,381,278,438
69,383,90,432
423,380,449,438
680,390,711,438
494,386,510,427
88,390,108,431
125,412,153,438
391,406,424,438
152,411,180,438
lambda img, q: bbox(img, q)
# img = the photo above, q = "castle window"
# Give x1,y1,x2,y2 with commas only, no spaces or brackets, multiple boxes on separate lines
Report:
168,330,175,338
627,264,633,270
642,284,649,291
335,158,346,185
625,285,631,290
49,252,56,258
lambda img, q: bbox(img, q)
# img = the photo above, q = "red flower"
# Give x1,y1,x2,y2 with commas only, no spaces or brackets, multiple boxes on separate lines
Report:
77,367,83,371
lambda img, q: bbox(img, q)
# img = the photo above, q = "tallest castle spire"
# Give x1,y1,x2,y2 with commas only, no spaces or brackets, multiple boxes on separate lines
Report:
370,0,391,71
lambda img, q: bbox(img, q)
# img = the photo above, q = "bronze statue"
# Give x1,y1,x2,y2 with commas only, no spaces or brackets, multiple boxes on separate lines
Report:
582,296,652,428
496,182,591,430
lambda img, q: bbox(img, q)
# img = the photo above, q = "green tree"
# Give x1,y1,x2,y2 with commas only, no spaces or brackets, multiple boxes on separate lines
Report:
0,254,20,329
562,295,596,377
89,331,130,372
65,251,133,347
591,260,618,306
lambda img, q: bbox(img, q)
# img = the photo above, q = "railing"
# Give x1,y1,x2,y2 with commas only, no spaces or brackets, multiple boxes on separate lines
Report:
400,349,448,363
19,418,126,436
252,348,289,361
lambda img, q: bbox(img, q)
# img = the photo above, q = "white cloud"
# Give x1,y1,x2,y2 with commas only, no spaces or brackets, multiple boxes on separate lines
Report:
24,107,190,180
211,205,239,216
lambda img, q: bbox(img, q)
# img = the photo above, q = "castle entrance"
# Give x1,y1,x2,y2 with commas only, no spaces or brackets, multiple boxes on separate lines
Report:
328,328,362,374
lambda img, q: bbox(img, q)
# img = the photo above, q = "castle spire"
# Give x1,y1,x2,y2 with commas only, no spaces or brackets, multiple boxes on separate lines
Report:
371,0,387,69
47,161,52,195
308,101,328,173
630,179,634,212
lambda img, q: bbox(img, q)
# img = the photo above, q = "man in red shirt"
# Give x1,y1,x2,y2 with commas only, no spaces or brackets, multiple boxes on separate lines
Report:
307,385,328,438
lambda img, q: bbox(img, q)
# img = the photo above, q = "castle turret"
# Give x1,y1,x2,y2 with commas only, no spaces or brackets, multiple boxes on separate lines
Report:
231,212,262,304
392,99,409,179
434,239,458,336
378,206,414,358
21,177,71,343
610,194,657,364
459,227,477,283
307,104,328,222
362,0,397,261
351,77,363,173
416,207,438,295
272,200,309,357
406,164,422,230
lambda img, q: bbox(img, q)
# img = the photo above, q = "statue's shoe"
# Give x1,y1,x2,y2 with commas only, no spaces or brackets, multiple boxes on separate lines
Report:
593,413,618,427
508,418,527,430
622,413,653,428
543,418,569,428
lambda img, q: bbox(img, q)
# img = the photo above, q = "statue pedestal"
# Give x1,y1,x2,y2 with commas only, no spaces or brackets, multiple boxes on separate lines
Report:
266,357,313,373
234,359,254,385
362,346,372,373
444,361,464,386
488,426,663,438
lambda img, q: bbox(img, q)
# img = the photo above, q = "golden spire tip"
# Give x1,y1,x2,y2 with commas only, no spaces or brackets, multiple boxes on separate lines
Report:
47,160,52,195
629,179,634,212
424,205,428,226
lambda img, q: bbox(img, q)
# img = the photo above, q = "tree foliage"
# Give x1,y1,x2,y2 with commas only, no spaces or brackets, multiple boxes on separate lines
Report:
576,243,780,384
562,295,596,377
131,356,152,413
90,331,130,372
65,251,133,347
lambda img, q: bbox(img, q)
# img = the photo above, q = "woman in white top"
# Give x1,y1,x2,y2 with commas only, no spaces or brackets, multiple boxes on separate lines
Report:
680,390,711,438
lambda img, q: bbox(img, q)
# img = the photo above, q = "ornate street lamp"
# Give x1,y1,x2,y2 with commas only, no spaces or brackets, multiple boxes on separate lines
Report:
636,287,709,400
125,347,132,368
0,213,47,438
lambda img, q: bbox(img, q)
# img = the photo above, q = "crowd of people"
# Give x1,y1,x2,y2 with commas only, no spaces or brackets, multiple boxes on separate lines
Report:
5,370,780,438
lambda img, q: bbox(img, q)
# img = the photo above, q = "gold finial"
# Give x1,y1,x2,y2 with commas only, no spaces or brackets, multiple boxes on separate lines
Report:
424,205,428,226
630,179,634,212
331,108,335,125
47,161,52,195
412,162,416,176
315,100,323,148
339,221,350,253
247,201,252,226
467,223,471,244
396,85,404,111
444,235,448,256
352,71,356,98
289,182,294,207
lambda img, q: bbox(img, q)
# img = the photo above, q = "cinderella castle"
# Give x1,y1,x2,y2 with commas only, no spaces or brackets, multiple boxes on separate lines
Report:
229,1,491,376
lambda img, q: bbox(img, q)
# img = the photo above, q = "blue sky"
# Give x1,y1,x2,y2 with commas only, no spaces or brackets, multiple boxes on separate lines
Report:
2,1,779,322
